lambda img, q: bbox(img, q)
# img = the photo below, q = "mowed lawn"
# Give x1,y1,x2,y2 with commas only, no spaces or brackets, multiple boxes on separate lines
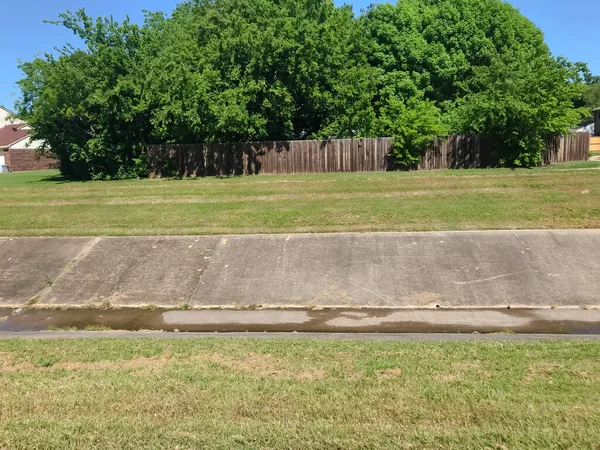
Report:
1,162,599,236
1,338,599,449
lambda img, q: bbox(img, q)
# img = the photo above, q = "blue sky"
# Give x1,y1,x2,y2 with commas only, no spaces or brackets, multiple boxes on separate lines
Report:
1,0,597,108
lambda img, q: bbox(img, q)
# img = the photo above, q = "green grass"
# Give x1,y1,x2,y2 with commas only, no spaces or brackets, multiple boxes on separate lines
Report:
0,338,599,449
1,162,599,236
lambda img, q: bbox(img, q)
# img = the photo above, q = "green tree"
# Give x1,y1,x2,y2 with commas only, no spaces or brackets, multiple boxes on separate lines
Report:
448,55,587,166
143,0,376,144
583,83,600,110
14,0,590,178
364,0,586,167
363,0,550,106
15,10,150,179
375,94,447,169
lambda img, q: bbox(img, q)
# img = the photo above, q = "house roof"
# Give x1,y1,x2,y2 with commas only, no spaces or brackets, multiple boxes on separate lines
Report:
0,105,17,116
593,107,600,112
0,124,30,147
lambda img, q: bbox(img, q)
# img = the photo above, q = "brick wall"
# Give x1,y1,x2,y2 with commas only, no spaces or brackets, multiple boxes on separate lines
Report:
5,149,56,172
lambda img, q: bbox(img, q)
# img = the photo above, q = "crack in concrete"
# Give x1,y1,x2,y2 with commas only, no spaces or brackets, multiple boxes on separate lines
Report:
452,272,525,286
188,238,218,303
30,238,101,304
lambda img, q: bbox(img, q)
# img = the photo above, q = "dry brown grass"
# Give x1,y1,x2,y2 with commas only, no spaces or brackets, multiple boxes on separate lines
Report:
195,352,326,380
1,338,599,449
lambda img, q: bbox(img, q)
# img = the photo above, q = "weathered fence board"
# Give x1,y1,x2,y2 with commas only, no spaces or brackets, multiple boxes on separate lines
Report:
146,133,590,177
542,133,590,165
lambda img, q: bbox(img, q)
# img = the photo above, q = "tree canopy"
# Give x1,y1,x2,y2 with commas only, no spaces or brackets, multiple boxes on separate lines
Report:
15,0,589,179
582,83,600,116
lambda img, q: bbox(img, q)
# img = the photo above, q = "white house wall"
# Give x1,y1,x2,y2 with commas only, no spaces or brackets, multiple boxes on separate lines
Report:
8,136,45,150
0,107,23,129
0,151,4,166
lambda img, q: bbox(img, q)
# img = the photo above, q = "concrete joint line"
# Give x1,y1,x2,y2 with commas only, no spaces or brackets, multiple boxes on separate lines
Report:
30,237,101,303
188,236,221,303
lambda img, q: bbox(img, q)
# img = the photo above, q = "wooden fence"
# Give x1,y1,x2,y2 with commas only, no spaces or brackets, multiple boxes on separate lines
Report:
146,133,590,177
542,133,590,164
591,136,600,153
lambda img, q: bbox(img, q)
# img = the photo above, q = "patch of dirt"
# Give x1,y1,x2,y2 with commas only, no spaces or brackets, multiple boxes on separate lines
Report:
203,353,283,377
296,368,326,381
528,362,563,376
59,355,173,372
0,363,37,373
335,351,357,360
193,352,326,381
436,374,458,383
307,285,354,307
0,352,329,380
0,355,174,373
522,362,564,384
376,367,402,379
478,370,492,379
0,352,15,366
451,362,481,371
574,371,600,382
404,291,442,307
436,361,490,383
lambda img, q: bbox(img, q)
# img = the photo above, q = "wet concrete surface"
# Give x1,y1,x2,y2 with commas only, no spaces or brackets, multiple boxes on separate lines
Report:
1,307,600,334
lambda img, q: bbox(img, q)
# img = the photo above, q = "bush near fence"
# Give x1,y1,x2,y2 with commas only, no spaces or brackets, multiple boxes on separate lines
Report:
146,133,590,177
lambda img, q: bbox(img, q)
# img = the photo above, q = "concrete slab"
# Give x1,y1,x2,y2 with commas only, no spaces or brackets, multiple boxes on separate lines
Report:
39,236,221,306
0,237,93,306
191,230,600,308
1,230,600,308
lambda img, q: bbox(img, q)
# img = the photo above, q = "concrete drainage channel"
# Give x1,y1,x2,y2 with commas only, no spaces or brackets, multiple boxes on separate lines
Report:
3,231,600,336
2,307,600,334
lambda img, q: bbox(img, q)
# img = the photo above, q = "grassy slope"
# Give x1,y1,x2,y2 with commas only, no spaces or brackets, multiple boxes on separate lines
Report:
1,338,599,449
1,162,599,236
